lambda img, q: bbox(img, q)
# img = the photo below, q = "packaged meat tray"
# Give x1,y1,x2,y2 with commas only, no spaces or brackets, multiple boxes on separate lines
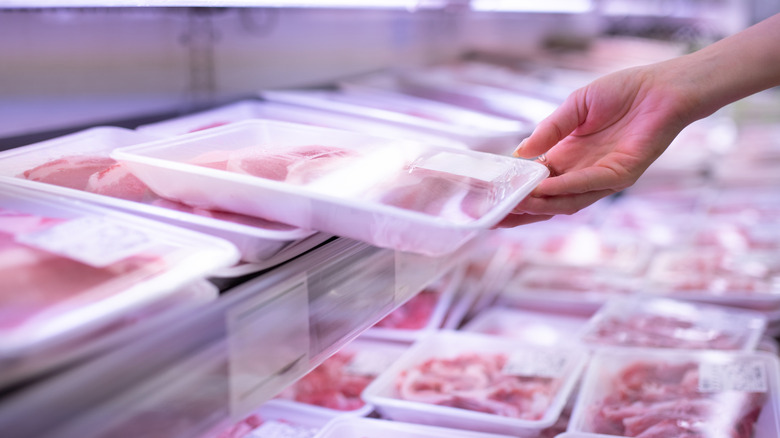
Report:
0,126,317,263
136,99,471,151
267,337,409,418
361,330,588,436
313,416,518,438
644,247,780,311
339,70,560,125
568,348,780,438
0,180,240,387
462,307,590,348
204,400,333,438
260,89,532,155
578,296,767,351
110,120,549,256
363,267,461,342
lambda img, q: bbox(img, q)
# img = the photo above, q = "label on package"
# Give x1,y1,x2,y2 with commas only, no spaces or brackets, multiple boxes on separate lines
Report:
345,348,400,376
416,151,506,182
15,216,155,267
502,349,569,378
699,359,768,393
249,420,318,438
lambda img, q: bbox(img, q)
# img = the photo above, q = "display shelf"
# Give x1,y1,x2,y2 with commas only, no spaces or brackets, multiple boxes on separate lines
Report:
0,236,468,438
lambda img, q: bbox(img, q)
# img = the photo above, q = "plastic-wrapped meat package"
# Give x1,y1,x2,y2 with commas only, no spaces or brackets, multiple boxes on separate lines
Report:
362,331,587,436
462,307,589,348
396,352,561,420
374,289,440,330
570,349,779,438
579,297,766,351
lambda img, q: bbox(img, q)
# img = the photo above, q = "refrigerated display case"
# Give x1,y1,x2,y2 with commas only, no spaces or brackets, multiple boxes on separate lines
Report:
3,2,780,438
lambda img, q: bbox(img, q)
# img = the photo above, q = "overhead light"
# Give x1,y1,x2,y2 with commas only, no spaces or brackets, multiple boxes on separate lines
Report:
471,0,593,13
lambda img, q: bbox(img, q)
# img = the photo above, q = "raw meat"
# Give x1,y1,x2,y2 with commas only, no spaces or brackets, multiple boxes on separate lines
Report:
590,360,766,437
373,288,439,330
380,168,492,222
19,155,116,190
150,198,297,231
188,150,231,171
276,350,375,411
583,314,745,350
396,353,559,420
0,209,165,330
84,162,151,202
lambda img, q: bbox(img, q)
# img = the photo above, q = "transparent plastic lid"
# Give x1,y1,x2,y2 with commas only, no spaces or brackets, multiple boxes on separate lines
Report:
111,120,548,255
579,296,767,351
569,348,780,438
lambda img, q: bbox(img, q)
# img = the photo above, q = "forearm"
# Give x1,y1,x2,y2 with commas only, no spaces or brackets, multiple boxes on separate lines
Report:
663,13,780,123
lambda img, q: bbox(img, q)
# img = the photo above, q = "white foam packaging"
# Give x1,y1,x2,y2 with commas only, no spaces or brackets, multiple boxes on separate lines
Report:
261,88,531,155
578,296,767,352
0,180,240,386
265,337,410,418
0,126,316,264
136,99,471,151
462,306,590,348
111,119,549,256
568,348,780,438
361,330,588,437
314,416,519,438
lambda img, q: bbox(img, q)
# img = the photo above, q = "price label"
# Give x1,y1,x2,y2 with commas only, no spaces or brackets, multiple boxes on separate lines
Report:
699,360,768,393
502,349,569,378
16,216,155,267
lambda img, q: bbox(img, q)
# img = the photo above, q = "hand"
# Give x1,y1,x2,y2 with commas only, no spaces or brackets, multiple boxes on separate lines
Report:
498,63,695,227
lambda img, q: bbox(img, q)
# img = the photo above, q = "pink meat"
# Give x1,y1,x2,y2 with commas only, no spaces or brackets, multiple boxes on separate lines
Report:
188,150,232,171
0,210,166,330
150,198,297,231
84,162,151,202
276,350,373,411
374,289,439,330
224,144,356,184
590,360,767,438
396,353,558,420
19,155,116,190
584,314,744,350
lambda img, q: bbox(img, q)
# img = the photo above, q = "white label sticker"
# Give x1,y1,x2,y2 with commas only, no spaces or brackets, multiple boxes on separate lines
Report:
416,151,506,182
344,349,399,376
502,350,569,378
699,360,768,393
248,420,318,438
15,216,155,267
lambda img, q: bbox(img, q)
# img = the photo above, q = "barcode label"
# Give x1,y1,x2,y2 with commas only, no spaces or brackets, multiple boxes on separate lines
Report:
699,360,768,393
503,350,569,378
16,216,154,267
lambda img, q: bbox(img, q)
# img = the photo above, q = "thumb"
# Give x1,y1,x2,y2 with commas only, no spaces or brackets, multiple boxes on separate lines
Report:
512,93,582,159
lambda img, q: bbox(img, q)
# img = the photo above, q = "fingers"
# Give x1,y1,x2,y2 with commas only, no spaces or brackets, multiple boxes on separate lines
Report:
494,213,554,228
532,166,629,197
513,93,584,159
514,188,615,216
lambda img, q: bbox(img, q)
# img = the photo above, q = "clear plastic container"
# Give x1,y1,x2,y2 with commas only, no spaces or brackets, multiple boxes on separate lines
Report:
111,120,549,256
568,348,780,438
0,126,315,263
266,337,410,418
314,416,519,438
462,307,590,348
136,99,471,151
261,89,532,155
362,330,588,436
0,180,240,387
579,296,767,351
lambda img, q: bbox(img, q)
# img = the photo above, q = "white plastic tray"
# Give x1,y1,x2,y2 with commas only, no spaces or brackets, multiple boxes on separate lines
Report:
0,126,316,263
0,180,240,386
579,296,767,351
112,120,549,256
261,89,531,154
568,348,780,438
362,330,588,436
314,416,519,438
136,99,471,151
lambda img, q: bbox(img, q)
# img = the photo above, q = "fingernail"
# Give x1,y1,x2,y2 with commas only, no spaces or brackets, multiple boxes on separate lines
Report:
512,139,527,157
